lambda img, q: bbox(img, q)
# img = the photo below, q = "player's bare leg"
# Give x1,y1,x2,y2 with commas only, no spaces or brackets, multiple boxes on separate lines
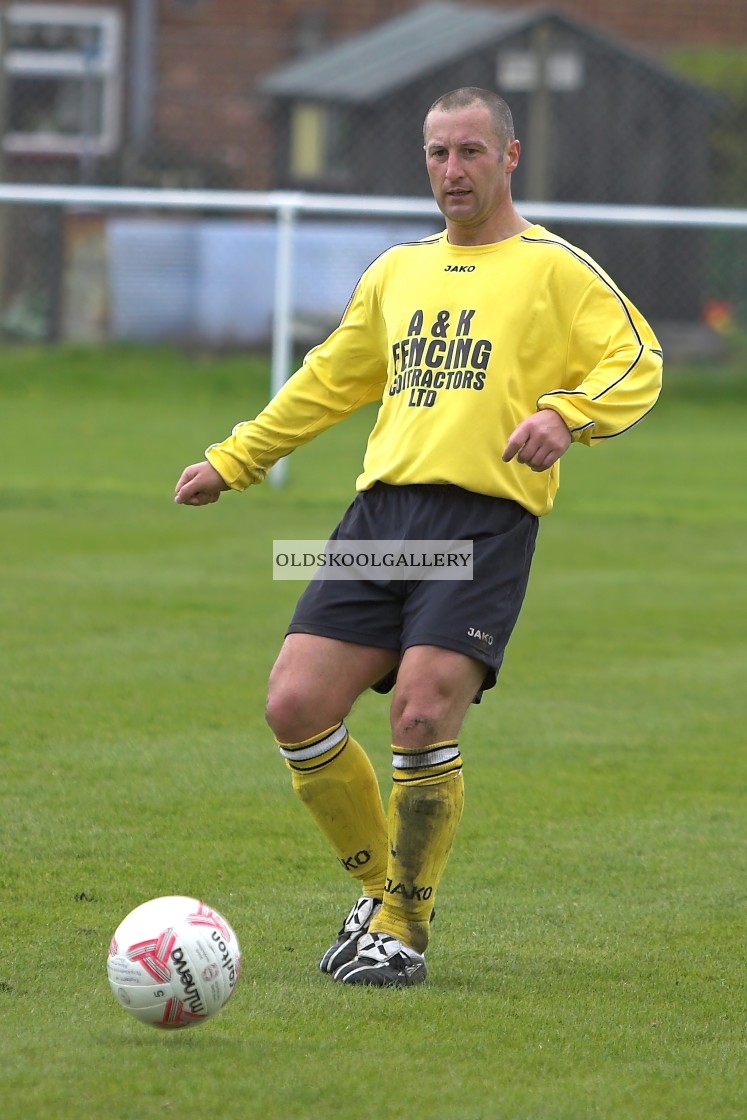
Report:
265,633,397,744
266,634,398,968
388,644,486,749
335,645,485,986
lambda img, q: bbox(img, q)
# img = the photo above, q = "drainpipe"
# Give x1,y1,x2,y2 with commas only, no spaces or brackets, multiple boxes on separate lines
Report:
130,0,156,147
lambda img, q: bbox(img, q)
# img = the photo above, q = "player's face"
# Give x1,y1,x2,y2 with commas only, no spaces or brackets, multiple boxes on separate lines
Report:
424,105,520,243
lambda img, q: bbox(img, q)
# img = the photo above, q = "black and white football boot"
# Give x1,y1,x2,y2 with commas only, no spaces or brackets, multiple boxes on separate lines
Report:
319,896,382,975
332,931,427,987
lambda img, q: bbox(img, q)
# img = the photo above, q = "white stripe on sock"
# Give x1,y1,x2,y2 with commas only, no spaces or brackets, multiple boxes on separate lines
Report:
392,745,460,770
278,722,347,762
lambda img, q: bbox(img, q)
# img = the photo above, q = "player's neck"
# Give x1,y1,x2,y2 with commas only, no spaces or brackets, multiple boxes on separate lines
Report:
446,203,532,247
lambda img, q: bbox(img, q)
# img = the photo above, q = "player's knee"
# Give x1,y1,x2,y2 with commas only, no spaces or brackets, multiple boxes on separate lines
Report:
390,689,455,748
265,682,310,743
265,671,342,745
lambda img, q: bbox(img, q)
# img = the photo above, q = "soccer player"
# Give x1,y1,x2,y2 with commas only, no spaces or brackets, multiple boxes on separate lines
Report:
175,87,663,987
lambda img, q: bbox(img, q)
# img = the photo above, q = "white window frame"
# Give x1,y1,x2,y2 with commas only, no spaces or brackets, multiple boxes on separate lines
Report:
3,3,122,156
497,49,585,93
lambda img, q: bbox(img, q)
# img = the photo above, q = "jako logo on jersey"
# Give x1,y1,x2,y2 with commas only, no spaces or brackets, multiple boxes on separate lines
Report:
444,264,475,272
467,627,494,645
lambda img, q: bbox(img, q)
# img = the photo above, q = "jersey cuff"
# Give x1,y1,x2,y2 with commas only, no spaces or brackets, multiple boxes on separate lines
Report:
205,443,265,490
537,398,595,445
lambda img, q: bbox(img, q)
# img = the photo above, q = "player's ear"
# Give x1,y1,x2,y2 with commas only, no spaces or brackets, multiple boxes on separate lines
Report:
506,139,521,172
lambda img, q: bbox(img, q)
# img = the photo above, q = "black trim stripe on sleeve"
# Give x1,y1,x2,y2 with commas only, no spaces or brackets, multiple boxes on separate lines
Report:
519,234,658,439
590,400,659,441
520,234,645,402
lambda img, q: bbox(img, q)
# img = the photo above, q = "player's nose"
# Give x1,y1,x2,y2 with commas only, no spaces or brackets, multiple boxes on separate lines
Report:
444,151,465,180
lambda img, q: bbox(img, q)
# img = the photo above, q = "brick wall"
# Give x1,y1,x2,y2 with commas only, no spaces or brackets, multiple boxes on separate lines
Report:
149,0,745,187
487,0,747,46
158,0,747,49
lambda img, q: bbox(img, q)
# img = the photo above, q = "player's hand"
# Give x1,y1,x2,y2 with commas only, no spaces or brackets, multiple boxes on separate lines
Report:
174,461,230,505
502,409,572,472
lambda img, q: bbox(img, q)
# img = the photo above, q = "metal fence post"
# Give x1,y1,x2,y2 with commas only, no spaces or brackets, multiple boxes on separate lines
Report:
268,197,298,488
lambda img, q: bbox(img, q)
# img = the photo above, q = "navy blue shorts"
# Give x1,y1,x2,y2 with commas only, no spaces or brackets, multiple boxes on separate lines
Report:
286,482,538,702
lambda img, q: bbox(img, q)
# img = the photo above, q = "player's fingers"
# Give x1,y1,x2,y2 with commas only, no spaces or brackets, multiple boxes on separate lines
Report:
174,480,195,504
537,433,571,470
502,424,528,462
516,436,542,466
175,463,222,505
174,477,207,504
529,450,558,472
174,464,200,497
187,488,217,506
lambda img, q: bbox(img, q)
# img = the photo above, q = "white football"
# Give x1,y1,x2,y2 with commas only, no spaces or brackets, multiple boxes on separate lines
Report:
107,895,241,1029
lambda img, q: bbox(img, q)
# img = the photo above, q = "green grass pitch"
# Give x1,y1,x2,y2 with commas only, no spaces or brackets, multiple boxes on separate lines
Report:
1,343,745,1119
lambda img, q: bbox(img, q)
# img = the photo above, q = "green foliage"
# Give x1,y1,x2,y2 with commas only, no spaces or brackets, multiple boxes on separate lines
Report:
667,46,747,99
666,46,747,205
1,346,746,1119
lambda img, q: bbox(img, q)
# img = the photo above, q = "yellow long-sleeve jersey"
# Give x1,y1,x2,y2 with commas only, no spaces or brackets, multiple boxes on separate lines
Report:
206,225,662,515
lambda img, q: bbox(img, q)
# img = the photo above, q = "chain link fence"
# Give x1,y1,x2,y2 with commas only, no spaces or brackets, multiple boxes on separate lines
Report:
0,2,744,353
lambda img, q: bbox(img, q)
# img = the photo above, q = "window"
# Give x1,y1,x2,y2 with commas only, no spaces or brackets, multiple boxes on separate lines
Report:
290,102,325,179
3,4,122,155
289,101,352,184
497,49,584,92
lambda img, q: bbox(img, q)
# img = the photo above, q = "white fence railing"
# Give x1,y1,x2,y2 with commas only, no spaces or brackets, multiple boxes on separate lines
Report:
1,184,746,484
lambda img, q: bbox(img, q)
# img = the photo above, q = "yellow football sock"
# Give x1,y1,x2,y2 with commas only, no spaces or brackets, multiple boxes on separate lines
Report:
369,741,464,954
277,723,388,898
